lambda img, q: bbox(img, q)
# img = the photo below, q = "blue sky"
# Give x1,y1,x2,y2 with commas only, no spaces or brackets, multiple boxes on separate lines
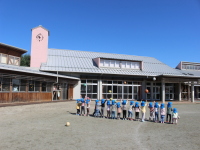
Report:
0,0,200,68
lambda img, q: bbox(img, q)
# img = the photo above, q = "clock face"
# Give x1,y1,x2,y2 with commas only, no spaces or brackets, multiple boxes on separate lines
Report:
36,33,44,42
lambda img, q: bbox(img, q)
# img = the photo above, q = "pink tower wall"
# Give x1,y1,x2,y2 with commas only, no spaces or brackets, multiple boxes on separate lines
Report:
30,26,49,68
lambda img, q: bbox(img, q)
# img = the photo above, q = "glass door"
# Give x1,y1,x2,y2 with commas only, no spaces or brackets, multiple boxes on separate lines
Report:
165,86,174,100
52,84,61,101
153,86,160,100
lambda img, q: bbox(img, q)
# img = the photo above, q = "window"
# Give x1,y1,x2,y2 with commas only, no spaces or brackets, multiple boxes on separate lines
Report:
0,54,7,64
29,81,34,91
99,58,141,69
80,80,98,99
2,78,10,91
42,82,52,92
20,80,26,91
126,61,131,68
8,55,20,66
12,79,20,92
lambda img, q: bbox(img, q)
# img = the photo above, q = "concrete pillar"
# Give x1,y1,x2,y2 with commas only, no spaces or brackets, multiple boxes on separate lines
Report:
162,81,165,103
98,80,102,100
191,82,194,103
179,83,182,101
142,80,146,99
151,82,153,100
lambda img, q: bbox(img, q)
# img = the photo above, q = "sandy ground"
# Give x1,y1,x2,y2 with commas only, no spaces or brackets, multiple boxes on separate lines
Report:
0,101,200,150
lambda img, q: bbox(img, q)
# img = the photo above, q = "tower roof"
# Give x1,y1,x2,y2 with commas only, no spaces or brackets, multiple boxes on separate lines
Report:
31,25,50,36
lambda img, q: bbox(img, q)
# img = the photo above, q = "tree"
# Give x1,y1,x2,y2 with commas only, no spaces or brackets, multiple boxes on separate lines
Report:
20,54,30,67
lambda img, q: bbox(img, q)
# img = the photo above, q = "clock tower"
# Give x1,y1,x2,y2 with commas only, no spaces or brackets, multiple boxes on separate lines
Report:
30,25,50,68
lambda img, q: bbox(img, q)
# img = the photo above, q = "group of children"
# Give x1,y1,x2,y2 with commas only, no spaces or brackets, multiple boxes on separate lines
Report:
76,98,180,125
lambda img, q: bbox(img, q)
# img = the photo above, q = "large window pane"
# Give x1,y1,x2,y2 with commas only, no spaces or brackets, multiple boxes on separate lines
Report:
20,80,26,91
124,86,128,93
102,85,107,93
121,61,126,68
126,61,131,68
1,54,7,63
2,78,10,91
100,59,104,66
35,81,40,92
42,82,47,92
104,60,109,67
113,86,117,93
12,79,20,92
110,60,115,67
29,81,34,91
129,86,132,93
81,84,86,92
47,83,51,92
115,61,120,67
87,85,92,93
92,85,97,93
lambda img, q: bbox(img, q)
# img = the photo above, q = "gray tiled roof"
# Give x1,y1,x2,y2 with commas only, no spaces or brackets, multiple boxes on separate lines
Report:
40,49,192,77
0,63,79,80
177,69,200,77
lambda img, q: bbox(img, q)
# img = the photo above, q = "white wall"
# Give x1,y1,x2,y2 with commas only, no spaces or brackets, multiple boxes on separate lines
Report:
73,80,81,99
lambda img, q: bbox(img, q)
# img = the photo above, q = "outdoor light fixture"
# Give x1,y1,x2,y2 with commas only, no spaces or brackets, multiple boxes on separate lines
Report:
153,77,156,81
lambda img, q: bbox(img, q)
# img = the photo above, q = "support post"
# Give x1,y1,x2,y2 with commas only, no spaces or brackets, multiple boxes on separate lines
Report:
191,82,194,103
162,81,165,103
179,83,181,101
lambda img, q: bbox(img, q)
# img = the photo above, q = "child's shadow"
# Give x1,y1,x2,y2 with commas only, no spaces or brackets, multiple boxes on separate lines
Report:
67,111,76,115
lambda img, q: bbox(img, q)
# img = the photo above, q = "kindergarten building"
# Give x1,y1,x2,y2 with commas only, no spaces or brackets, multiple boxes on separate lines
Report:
0,25,200,103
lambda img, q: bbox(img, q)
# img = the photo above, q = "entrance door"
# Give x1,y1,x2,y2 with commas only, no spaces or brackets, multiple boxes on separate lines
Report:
52,84,61,101
153,86,160,100
165,86,174,100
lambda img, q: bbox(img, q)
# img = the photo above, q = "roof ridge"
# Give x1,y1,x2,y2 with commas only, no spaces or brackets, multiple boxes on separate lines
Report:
48,48,155,59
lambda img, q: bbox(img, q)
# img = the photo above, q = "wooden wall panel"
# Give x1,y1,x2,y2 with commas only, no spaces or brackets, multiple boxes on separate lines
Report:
0,93,10,103
0,92,52,103
68,84,73,100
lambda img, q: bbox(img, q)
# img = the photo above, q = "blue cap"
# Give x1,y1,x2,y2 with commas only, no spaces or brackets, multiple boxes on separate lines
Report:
154,102,159,108
149,102,153,108
112,100,116,105
122,100,127,105
86,99,90,104
167,102,172,108
160,103,165,109
101,99,105,104
130,101,134,105
135,102,139,107
81,98,85,103
116,102,121,108
95,100,99,104
173,108,178,113
141,101,145,107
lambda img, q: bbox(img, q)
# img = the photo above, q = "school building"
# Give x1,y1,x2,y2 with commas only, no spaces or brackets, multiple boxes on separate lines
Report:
0,25,200,103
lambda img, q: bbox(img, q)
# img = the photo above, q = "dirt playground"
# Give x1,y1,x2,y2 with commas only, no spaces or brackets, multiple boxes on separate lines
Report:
0,101,200,150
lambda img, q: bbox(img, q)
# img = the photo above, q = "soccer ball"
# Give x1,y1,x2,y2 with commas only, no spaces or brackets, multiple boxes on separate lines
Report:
66,122,70,126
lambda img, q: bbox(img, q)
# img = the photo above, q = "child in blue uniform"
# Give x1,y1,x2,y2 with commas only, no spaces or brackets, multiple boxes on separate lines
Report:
107,99,111,119
134,102,140,121
86,97,91,116
166,102,173,124
128,101,134,120
121,99,128,120
154,102,160,123
101,99,107,118
116,102,122,120
148,102,155,122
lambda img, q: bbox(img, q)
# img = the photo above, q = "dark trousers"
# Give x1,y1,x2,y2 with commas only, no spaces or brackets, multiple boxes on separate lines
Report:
77,109,80,114
81,106,85,115
166,114,172,123
135,112,139,119
155,112,159,121
123,110,127,118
